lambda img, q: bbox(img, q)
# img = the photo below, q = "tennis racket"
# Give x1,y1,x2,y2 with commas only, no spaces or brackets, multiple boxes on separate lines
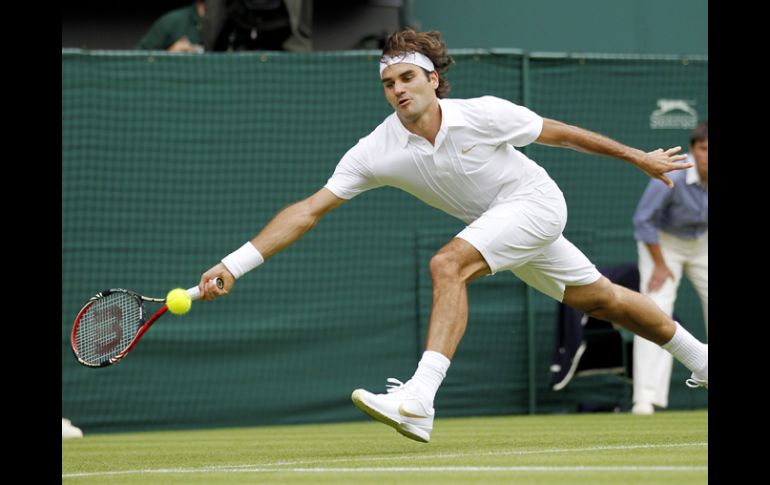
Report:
70,278,224,368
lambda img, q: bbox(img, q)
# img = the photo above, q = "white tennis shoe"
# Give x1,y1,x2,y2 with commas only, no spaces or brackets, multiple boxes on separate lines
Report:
686,344,708,389
686,373,708,389
62,418,83,440
631,402,655,415
351,378,434,443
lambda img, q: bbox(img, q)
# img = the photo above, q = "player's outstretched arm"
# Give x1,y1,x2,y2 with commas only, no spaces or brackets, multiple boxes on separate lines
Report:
199,188,346,300
535,118,692,188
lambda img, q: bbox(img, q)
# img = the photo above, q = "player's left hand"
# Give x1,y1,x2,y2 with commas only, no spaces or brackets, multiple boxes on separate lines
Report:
638,146,691,188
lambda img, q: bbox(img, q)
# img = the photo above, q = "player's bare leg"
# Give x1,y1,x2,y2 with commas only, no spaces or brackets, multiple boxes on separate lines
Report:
425,238,491,359
563,277,674,343
351,238,490,442
562,277,707,388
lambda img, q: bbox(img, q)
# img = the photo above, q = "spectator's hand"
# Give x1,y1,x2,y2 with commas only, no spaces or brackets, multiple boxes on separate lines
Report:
638,147,691,188
647,263,673,293
199,263,235,301
168,36,204,53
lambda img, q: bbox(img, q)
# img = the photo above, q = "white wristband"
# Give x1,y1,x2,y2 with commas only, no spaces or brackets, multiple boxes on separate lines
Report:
221,242,264,279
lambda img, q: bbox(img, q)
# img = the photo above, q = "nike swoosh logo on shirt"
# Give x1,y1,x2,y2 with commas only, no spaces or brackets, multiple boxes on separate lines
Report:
398,403,428,419
461,144,477,155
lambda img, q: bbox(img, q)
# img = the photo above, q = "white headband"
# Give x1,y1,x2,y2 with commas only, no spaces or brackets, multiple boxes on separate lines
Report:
379,52,435,78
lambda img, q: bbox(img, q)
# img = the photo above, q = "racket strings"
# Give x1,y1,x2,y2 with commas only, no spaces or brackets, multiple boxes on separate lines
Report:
76,292,143,365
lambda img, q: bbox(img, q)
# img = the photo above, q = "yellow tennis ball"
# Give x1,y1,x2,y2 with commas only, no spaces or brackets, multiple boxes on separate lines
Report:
166,288,192,315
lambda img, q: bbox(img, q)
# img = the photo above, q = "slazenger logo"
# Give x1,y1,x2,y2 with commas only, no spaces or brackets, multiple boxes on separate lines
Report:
649,99,698,129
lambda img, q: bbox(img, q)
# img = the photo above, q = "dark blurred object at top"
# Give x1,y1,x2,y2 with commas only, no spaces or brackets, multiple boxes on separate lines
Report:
205,0,311,51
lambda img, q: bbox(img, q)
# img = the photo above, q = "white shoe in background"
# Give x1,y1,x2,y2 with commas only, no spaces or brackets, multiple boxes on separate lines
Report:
631,402,655,415
62,418,83,440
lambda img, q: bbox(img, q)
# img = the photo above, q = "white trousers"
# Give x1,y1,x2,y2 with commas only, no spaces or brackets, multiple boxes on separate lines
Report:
633,231,708,407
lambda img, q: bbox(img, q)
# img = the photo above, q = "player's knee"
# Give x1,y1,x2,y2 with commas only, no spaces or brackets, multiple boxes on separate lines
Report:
580,282,622,320
429,251,463,282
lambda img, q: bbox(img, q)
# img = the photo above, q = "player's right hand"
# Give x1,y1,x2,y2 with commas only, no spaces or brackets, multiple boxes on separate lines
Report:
199,263,235,301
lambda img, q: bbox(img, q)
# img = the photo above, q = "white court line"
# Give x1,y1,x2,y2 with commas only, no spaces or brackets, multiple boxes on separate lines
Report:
208,441,708,469
63,466,707,478
62,442,707,478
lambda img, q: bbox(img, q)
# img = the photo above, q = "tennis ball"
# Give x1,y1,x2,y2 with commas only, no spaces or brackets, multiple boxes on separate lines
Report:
166,288,192,315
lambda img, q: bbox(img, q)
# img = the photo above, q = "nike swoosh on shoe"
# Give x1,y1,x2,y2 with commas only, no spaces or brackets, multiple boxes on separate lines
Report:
398,403,429,419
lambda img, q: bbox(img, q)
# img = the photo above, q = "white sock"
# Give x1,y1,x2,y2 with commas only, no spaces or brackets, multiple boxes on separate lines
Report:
410,350,451,404
662,321,708,378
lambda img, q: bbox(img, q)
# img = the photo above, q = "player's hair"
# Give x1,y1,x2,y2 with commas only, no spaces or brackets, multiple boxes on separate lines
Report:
382,29,454,98
690,120,708,145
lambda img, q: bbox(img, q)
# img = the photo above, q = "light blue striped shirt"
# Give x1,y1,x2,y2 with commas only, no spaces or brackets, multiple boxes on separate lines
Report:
633,155,708,244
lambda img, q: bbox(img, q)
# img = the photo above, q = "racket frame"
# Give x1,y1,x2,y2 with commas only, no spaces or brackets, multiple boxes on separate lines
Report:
71,289,167,368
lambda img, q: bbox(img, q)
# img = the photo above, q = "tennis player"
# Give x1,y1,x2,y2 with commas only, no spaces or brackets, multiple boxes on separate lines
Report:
199,29,708,443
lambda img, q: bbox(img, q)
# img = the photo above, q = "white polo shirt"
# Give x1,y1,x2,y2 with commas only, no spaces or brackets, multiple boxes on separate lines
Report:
324,95,556,224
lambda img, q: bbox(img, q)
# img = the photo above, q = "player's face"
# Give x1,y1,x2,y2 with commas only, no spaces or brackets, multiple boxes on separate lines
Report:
691,139,708,180
381,63,439,121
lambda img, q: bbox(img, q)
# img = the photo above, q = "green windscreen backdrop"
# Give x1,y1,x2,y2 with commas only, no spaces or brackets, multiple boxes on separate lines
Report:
62,49,707,433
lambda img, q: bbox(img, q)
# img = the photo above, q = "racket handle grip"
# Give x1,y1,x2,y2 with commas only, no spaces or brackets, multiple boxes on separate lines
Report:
186,277,224,301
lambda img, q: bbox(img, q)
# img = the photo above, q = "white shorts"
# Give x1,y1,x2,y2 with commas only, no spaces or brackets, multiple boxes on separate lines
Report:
456,184,601,302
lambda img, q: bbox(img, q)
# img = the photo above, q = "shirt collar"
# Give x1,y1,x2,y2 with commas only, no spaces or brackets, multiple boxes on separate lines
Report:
685,154,703,186
391,99,467,148
391,114,412,148
438,98,467,127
